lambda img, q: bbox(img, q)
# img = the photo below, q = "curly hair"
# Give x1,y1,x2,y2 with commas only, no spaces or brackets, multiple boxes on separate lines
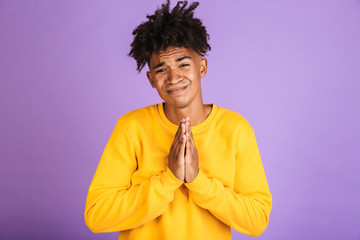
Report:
129,0,211,72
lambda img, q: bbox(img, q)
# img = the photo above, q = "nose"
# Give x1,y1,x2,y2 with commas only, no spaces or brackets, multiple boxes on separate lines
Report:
167,67,182,84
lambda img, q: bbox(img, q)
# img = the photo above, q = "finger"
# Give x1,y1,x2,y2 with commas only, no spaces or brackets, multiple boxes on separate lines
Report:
172,130,185,152
170,122,185,156
181,134,186,151
175,124,186,154
185,118,190,136
174,119,185,141
176,133,185,160
189,119,194,135
186,131,191,155
185,118,193,141
180,123,186,141
175,119,182,137
187,120,196,149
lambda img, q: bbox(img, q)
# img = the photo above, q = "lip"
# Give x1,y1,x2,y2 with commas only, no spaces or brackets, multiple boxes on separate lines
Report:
166,85,188,95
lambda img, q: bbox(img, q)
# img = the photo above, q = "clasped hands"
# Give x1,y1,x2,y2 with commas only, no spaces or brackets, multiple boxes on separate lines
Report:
168,117,199,183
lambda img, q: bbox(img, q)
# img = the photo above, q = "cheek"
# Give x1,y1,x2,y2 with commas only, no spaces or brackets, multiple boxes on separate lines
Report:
187,69,201,84
154,82,167,95
183,68,198,80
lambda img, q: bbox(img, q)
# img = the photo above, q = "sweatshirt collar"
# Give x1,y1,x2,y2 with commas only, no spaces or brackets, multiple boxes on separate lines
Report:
156,102,218,134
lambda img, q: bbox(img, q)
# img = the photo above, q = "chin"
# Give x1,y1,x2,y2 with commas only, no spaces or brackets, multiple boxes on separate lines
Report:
174,102,190,109
164,98,190,109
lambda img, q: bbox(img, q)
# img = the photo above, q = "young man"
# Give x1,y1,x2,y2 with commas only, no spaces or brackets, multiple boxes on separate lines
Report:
84,1,272,239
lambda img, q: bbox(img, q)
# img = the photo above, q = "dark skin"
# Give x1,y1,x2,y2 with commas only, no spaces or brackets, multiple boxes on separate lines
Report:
184,117,199,183
146,47,210,182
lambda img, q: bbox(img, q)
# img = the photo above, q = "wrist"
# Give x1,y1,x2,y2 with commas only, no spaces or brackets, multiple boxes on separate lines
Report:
185,168,199,183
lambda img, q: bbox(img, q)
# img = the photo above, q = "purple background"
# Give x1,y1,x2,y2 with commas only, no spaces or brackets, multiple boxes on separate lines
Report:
1,1,359,239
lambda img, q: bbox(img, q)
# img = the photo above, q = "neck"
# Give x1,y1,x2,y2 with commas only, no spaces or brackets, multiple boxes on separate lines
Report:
163,100,212,126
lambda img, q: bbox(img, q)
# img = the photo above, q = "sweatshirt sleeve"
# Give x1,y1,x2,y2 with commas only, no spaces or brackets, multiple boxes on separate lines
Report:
84,119,183,233
184,128,272,237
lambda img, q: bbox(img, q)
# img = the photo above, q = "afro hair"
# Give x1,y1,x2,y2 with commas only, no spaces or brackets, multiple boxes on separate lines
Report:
129,0,211,72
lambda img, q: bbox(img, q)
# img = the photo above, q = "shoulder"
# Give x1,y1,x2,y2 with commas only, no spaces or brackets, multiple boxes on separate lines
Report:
212,105,256,151
214,105,254,133
115,104,159,131
118,104,156,122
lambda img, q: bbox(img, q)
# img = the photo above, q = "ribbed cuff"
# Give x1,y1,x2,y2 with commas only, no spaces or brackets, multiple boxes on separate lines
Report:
160,167,184,191
184,169,213,202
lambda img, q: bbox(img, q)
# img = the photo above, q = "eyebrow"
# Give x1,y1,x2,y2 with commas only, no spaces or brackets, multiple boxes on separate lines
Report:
152,56,192,70
176,56,192,62
152,62,165,70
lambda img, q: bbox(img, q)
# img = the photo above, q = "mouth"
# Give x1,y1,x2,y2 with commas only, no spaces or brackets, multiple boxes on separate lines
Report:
166,85,188,95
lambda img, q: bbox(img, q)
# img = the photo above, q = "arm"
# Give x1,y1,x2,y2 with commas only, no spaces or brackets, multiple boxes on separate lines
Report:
84,120,183,233
184,126,272,237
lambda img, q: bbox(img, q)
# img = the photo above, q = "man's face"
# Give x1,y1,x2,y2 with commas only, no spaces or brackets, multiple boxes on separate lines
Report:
146,47,207,109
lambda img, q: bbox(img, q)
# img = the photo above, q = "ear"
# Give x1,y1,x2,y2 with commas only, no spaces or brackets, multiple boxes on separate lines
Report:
200,58,208,78
146,71,156,88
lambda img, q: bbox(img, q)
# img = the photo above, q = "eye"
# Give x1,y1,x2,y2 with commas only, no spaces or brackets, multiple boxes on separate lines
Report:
155,68,166,74
180,63,190,68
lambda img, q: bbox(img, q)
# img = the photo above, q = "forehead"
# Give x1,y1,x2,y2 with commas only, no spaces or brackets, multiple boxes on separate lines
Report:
149,47,198,64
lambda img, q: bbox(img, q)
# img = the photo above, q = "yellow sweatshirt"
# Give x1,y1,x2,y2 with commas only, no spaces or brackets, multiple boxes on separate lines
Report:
84,103,272,240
